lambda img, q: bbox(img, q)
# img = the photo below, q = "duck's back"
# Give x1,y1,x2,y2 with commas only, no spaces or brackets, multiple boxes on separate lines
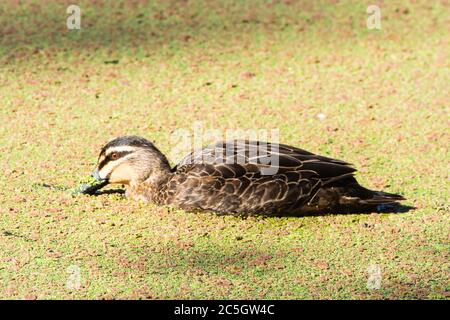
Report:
154,140,392,216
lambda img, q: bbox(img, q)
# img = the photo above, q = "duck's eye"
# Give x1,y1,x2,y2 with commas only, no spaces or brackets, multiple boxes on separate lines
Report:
110,152,119,160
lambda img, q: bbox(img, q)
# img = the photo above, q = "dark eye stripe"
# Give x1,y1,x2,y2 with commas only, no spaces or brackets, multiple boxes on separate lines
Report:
98,151,132,170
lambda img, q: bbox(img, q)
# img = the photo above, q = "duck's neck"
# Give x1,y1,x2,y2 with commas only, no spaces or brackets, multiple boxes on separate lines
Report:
143,164,172,188
126,149,173,202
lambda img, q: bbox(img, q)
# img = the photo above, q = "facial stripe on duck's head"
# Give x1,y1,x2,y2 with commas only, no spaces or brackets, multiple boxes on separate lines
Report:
95,136,171,185
98,149,134,171
97,136,157,167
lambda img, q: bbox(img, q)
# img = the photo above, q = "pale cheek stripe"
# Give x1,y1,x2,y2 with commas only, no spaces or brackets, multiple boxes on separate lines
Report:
99,162,114,179
99,159,123,180
98,153,134,179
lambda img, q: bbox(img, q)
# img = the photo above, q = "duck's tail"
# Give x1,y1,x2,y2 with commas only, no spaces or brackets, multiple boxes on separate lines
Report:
354,190,405,205
318,176,406,210
303,176,406,214
334,182,405,209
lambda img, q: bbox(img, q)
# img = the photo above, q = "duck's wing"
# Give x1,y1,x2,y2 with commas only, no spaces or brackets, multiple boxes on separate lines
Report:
167,141,405,215
167,141,358,214
174,140,355,183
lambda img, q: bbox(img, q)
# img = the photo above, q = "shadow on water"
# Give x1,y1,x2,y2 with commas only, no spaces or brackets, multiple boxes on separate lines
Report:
295,203,417,218
93,188,125,195
33,182,125,195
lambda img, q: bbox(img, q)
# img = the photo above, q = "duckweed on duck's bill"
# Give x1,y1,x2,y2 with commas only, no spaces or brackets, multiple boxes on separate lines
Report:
72,176,109,195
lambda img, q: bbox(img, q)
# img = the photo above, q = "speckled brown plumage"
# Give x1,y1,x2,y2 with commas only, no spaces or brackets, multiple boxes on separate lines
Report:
95,137,405,216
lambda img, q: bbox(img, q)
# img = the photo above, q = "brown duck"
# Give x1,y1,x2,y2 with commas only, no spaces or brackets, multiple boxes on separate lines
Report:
90,136,405,216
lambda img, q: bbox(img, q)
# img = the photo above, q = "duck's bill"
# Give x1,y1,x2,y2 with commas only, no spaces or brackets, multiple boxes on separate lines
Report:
72,179,109,195
71,169,109,195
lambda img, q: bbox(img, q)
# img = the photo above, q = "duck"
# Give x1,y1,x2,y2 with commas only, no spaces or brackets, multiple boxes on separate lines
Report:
90,135,405,216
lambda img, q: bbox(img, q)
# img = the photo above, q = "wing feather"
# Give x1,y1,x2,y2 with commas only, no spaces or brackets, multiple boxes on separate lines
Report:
166,140,358,214
174,140,355,181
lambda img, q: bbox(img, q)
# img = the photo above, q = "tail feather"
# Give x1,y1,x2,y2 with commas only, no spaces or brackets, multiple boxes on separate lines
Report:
308,177,406,213
358,191,406,205
334,182,406,206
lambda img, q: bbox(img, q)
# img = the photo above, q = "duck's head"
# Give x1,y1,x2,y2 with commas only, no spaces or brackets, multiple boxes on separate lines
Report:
92,136,171,187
